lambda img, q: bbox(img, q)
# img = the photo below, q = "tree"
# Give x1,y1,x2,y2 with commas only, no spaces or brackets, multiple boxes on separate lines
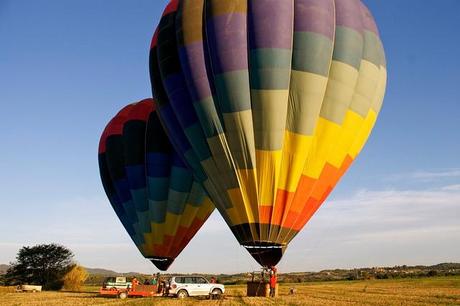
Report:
427,270,438,277
5,244,74,290
62,265,88,292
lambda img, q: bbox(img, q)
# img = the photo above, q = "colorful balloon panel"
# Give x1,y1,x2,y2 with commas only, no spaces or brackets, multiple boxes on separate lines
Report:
98,99,214,270
150,0,386,267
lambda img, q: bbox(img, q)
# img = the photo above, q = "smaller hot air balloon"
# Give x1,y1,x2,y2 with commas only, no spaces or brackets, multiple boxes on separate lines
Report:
98,99,214,271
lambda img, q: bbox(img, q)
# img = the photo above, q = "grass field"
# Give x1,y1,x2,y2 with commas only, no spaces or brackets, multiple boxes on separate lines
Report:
1,276,459,305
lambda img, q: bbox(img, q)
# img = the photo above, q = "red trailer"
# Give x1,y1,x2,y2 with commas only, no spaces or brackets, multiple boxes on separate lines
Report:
99,284,159,299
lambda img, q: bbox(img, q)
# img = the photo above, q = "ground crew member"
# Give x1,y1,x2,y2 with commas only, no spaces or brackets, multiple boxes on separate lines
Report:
150,275,158,285
269,267,277,297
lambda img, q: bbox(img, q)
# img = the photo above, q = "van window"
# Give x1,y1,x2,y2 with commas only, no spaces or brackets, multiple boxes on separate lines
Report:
194,277,207,284
184,277,193,284
116,277,126,283
175,277,184,283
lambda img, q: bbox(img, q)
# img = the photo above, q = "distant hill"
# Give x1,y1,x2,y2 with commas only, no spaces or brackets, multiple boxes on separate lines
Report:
84,267,143,276
84,267,118,276
0,264,9,275
275,262,460,284
429,263,460,270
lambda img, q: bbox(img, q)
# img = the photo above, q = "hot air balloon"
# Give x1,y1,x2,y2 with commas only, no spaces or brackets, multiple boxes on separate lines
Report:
150,0,386,267
98,99,214,270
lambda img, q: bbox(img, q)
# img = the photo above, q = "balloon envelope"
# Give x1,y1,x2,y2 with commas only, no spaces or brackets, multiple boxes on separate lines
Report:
150,0,386,266
98,99,214,270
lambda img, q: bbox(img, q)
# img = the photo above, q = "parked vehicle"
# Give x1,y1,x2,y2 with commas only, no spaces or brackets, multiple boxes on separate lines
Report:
167,276,225,299
102,277,131,290
99,276,158,299
16,285,42,292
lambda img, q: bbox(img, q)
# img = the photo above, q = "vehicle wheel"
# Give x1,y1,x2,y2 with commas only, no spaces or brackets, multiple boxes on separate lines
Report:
211,288,222,299
119,292,128,299
177,290,188,299
32,290,37,293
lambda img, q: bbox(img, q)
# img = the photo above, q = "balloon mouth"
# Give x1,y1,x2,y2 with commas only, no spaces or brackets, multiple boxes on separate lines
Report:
148,257,175,271
242,242,286,267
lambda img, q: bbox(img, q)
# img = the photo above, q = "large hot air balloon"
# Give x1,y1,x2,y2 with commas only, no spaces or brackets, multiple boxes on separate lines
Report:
98,99,214,270
150,0,386,267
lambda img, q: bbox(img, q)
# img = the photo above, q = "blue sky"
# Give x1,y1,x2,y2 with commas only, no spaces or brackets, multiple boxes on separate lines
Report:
0,0,459,274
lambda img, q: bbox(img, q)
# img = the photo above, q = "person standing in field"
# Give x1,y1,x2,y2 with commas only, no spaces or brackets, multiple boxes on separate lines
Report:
154,273,166,295
269,267,277,297
131,277,139,289
150,274,158,286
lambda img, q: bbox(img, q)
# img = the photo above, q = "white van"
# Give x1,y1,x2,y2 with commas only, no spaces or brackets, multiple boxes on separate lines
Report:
167,276,225,299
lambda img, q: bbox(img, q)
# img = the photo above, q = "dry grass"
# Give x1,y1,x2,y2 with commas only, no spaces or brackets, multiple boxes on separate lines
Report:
0,287,16,293
0,277,459,306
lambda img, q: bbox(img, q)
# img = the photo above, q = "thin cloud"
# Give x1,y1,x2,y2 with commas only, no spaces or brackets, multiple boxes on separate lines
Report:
442,184,460,191
316,187,460,232
386,168,460,182
282,184,460,271
412,169,460,179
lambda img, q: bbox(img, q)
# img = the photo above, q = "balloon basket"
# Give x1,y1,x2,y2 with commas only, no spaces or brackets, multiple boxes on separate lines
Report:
246,282,278,297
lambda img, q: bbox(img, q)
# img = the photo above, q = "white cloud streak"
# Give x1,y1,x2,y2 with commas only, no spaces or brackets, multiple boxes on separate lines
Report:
442,184,460,191
387,168,460,182
411,169,460,179
282,185,460,271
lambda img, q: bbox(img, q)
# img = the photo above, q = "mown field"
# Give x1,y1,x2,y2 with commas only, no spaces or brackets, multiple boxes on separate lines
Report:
1,276,459,305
